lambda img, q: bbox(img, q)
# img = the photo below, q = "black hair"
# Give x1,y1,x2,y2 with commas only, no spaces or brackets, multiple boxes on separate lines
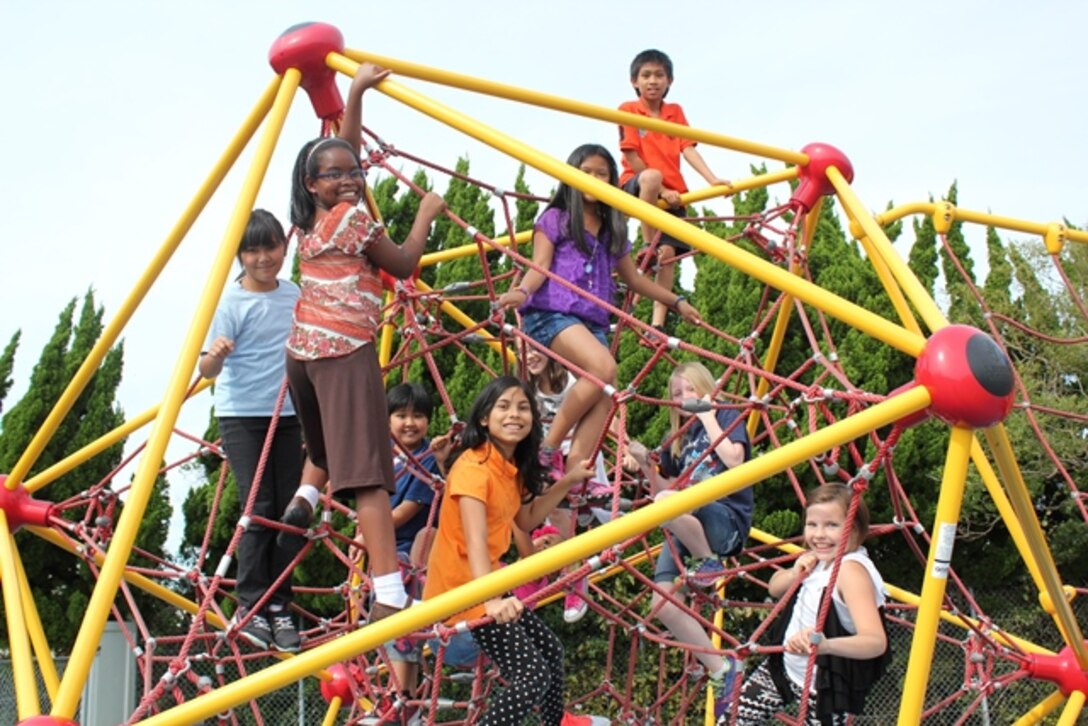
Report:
387,382,434,420
447,376,547,501
543,143,628,257
629,49,674,97
235,209,287,279
289,136,363,232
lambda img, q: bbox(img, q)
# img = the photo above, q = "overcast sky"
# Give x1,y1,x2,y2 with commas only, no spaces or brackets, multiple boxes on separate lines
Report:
1,1,1084,545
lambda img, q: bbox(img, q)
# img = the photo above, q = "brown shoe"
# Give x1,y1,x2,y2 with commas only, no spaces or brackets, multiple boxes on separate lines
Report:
368,598,413,624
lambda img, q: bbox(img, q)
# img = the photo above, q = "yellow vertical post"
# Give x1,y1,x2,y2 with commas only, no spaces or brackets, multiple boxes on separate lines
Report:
5,77,281,492
897,425,973,725
51,69,301,720
0,511,41,718
321,696,343,726
984,425,1088,665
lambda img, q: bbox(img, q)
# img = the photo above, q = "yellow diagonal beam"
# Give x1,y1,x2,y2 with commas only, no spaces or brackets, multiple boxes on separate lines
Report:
52,70,299,719
747,197,821,439
0,511,40,718
328,55,924,360
6,77,281,492
12,543,60,700
135,387,931,726
24,378,212,494
876,201,1088,245
1014,691,1066,725
1056,691,1085,726
828,166,948,335
984,425,1088,667
898,425,974,725
344,49,808,166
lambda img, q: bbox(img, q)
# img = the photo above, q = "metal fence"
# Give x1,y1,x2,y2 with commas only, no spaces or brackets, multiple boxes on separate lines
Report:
4,594,1084,724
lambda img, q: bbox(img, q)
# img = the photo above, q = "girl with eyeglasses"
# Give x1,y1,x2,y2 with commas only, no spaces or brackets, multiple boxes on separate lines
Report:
283,62,446,622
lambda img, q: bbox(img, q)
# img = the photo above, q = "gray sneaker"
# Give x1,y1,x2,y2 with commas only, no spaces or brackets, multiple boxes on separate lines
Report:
233,608,272,649
269,611,301,653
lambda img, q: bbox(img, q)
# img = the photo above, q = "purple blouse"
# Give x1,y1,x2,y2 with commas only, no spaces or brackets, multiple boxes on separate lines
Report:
522,207,631,328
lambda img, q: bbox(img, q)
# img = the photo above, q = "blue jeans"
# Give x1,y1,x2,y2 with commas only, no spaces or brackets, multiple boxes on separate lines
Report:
653,501,747,583
522,310,608,349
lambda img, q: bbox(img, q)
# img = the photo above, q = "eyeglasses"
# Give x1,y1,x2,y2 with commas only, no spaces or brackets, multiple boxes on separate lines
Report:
314,168,365,181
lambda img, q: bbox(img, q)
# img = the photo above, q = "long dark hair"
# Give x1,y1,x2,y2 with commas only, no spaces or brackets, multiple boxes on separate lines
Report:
447,376,547,500
289,136,362,232
543,143,628,257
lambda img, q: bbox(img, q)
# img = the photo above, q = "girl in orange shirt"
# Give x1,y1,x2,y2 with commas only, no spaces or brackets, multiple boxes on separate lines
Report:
423,376,592,725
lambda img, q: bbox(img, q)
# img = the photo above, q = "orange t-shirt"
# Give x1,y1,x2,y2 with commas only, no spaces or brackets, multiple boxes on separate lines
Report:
617,98,695,192
422,442,524,624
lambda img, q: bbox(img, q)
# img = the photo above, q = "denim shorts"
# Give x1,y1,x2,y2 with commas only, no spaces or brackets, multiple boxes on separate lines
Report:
522,310,609,349
427,631,480,668
653,501,747,583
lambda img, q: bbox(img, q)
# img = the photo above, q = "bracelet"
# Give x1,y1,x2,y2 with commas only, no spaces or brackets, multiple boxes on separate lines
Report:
671,294,686,311
516,285,531,299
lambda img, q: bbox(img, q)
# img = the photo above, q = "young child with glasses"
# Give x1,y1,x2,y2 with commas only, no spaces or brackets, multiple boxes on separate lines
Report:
280,62,446,622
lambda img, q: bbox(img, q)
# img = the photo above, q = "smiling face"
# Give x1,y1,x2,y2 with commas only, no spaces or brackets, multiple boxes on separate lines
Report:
633,61,672,104
389,406,429,450
239,243,286,292
525,349,547,377
804,500,855,562
306,146,365,210
481,385,533,459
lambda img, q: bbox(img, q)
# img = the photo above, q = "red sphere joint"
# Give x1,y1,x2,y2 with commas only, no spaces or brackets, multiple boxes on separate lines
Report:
1025,645,1088,697
320,662,363,704
0,475,54,532
791,142,854,213
914,325,1014,428
268,22,345,120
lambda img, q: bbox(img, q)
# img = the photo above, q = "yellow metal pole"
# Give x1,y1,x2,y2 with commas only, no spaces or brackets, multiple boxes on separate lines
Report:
321,697,343,726
344,50,808,166
412,279,517,365
681,168,798,207
136,387,931,726
1056,691,1085,726
897,425,973,725
13,543,60,700
51,70,301,720
419,229,532,266
6,78,280,492
328,55,924,360
969,440,1045,591
24,378,212,494
827,167,949,336
983,425,1088,666
0,511,41,718
1013,691,1066,725
746,198,821,439
852,233,923,337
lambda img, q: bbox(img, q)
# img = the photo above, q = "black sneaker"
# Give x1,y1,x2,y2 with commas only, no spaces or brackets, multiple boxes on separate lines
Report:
269,610,301,653
233,608,272,649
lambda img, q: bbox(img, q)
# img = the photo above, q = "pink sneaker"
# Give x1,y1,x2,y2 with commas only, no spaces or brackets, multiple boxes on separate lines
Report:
560,712,610,725
563,577,589,623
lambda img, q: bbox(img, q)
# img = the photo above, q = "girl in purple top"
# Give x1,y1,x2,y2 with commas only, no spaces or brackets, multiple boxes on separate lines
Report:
497,143,702,483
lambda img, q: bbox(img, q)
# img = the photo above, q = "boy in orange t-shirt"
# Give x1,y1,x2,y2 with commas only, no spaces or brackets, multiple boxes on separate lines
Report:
618,49,730,329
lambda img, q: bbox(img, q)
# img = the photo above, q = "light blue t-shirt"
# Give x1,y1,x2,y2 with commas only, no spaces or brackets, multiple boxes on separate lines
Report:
205,279,300,417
